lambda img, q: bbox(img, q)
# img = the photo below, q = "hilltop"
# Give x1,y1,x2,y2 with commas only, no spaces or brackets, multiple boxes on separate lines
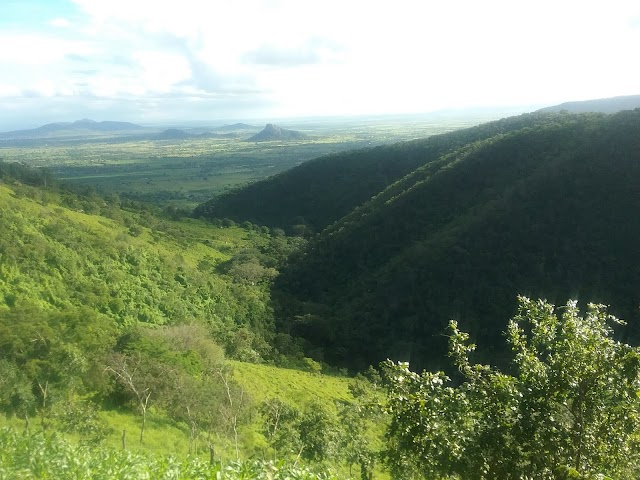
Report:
537,94,640,113
0,118,144,139
155,128,194,140
246,123,308,142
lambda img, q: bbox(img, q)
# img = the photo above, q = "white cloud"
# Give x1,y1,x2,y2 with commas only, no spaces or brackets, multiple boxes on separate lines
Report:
50,17,71,28
131,51,192,92
0,33,93,65
0,84,21,97
0,0,639,125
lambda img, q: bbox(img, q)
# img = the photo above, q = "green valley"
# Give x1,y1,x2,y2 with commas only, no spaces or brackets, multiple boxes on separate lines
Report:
3,106,640,479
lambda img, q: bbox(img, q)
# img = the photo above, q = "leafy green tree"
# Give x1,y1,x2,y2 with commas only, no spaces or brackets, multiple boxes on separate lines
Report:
337,378,383,480
52,399,113,445
298,402,339,464
260,398,302,460
105,351,176,445
0,359,36,421
382,297,640,479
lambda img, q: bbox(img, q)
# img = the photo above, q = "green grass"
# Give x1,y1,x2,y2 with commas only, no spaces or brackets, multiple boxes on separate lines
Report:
230,361,353,410
0,361,360,462
0,427,346,479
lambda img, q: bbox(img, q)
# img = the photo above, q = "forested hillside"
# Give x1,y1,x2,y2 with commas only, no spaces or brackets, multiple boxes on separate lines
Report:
4,109,640,478
0,162,395,479
273,110,640,370
0,164,314,455
0,165,285,359
193,113,560,232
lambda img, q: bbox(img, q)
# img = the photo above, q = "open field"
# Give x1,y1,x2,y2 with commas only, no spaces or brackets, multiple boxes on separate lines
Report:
0,113,501,208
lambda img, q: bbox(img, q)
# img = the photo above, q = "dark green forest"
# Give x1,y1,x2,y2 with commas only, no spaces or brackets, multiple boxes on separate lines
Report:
199,111,640,371
194,112,578,233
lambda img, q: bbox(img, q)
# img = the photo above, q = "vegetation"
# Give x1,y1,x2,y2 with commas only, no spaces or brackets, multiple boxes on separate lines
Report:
0,163,286,454
1,115,479,209
0,428,343,479
0,162,383,477
273,110,640,371
382,297,640,479
3,109,640,477
193,111,571,232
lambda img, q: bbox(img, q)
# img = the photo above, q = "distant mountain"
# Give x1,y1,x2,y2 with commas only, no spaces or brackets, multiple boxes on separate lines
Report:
0,119,144,139
197,131,238,139
69,118,144,131
213,123,259,133
537,94,640,113
155,128,193,140
246,124,308,142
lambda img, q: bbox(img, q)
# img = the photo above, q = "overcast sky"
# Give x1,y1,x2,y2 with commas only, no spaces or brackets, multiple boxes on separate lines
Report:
1,0,639,129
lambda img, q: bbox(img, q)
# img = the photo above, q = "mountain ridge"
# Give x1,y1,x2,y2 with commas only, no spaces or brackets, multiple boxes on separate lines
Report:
272,110,640,370
0,119,145,139
537,94,640,113
194,112,577,231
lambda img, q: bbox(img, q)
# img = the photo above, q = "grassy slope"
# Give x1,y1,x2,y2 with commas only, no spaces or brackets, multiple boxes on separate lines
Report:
0,361,357,458
0,180,365,471
230,361,353,408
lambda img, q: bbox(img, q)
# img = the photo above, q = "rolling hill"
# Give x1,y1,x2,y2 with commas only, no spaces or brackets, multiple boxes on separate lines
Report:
0,163,279,358
270,110,640,371
194,112,580,232
0,162,378,476
0,118,144,139
155,128,194,140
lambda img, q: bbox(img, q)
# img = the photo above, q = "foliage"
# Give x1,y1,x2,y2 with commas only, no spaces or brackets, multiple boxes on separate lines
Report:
297,402,340,463
260,398,302,457
275,110,640,371
382,297,640,479
0,169,300,462
2,117,457,210
0,174,277,360
0,427,346,479
337,377,384,480
194,112,575,231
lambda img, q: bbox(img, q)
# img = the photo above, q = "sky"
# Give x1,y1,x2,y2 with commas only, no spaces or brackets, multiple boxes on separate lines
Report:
1,0,639,129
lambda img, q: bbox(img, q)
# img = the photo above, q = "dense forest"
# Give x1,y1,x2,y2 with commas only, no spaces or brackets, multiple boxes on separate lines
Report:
197,111,640,371
194,112,577,232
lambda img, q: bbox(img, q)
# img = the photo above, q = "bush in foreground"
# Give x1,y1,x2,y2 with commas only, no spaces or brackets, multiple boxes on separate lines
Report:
383,297,640,479
0,428,342,480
